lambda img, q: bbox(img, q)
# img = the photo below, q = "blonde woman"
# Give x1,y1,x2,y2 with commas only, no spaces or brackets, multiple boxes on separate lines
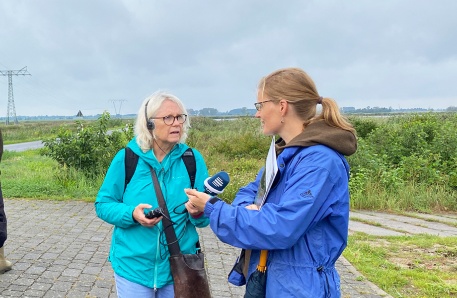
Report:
186,67,357,297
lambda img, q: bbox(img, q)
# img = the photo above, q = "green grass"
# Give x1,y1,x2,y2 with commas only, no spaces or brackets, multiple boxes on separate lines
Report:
349,179,457,212
344,233,457,297
2,150,102,201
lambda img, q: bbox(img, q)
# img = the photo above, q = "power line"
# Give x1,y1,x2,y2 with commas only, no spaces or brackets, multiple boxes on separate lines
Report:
0,66,31,124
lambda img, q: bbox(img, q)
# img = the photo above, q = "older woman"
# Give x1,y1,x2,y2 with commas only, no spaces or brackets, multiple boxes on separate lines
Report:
96,91,209,297
186,67,357,297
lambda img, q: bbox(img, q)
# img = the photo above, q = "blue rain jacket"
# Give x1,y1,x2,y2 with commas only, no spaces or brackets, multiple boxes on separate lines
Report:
95,138,209,289
205,145,351,297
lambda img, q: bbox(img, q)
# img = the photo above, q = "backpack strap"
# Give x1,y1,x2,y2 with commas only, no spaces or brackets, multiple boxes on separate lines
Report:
124,146,196,190
182,148,196,189
124,147,139,190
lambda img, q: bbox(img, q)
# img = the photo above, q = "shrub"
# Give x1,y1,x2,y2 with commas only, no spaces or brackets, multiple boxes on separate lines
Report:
349,117,380,139
348,112,457,210
41,112,134,177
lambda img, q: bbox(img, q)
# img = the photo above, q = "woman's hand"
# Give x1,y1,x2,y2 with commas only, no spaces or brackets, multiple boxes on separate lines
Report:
184,188,212,212
184,200,203,217
133,203,162,227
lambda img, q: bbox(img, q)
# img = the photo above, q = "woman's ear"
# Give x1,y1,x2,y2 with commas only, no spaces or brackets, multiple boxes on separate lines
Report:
279,99,288,116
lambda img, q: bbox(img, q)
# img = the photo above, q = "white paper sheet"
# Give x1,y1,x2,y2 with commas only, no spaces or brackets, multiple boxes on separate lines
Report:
254,136,278,207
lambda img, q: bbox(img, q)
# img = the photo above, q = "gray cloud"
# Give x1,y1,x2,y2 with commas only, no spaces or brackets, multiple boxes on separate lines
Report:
0,0,456,116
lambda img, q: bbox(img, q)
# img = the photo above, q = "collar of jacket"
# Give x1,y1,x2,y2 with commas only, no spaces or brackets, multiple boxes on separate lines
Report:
127,137,190,170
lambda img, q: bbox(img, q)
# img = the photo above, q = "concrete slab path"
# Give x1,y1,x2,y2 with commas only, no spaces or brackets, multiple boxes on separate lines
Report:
1,199,455,297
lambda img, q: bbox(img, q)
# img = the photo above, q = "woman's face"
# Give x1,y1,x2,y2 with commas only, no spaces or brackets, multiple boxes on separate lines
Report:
152,100,185,146
255,90,281,135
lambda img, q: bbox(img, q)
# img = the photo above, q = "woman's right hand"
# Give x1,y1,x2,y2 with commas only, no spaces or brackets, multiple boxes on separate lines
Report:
133,203,162,227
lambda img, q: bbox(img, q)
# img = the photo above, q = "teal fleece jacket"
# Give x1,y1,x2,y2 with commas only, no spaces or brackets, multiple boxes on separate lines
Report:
95,138,209,289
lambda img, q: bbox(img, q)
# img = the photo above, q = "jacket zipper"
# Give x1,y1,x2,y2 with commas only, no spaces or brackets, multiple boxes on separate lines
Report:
153,223,161,291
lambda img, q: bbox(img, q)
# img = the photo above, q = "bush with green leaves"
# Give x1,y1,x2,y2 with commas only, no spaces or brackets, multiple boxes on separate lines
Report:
41,112,134,177
349,116,380,139
348,112,457,211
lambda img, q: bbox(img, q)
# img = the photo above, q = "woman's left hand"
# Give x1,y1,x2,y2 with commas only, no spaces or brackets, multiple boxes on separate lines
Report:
184,200,203,216
184,188,211,212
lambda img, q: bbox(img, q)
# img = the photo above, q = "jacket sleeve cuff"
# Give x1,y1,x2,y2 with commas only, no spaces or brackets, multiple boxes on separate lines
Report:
191,212,204,219
204,196,222,217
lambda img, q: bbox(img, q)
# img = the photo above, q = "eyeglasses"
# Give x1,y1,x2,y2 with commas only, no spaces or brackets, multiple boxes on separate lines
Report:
150,114,187,126
254,100,273,111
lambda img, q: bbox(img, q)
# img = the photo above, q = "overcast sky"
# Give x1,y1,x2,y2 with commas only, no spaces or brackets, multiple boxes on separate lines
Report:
1,0,456,117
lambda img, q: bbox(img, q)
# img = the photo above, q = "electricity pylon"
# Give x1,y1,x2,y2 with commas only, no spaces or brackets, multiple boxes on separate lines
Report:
109,99,127,118
0,66,31,124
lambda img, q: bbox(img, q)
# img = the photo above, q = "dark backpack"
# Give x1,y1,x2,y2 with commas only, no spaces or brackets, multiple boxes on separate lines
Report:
124,147,196,190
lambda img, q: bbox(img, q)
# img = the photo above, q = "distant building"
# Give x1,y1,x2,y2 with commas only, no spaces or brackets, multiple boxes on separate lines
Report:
76,110,83,117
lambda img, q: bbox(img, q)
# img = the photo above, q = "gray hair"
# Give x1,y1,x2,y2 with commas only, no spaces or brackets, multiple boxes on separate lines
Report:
134,91,190,152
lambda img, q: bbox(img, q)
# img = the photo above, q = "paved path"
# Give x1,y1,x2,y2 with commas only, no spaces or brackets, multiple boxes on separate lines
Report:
4,141,44,152
1,199,456,297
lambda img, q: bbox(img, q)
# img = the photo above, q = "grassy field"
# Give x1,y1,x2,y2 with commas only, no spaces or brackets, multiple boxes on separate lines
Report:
344,233,457,297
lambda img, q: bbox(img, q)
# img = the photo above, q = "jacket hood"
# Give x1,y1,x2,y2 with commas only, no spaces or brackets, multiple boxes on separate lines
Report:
276,119,357,156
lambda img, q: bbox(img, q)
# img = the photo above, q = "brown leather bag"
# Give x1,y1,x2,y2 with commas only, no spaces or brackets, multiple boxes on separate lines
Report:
169,253,211,298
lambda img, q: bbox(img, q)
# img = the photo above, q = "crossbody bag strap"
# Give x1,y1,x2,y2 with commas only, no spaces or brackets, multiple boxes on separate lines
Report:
148,165,181,256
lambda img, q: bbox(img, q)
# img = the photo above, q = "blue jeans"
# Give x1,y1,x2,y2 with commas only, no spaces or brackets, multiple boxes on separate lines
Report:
114,273,174,298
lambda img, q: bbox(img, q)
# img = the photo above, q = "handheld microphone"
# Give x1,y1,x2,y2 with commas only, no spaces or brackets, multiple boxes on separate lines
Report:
204,171,230,196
